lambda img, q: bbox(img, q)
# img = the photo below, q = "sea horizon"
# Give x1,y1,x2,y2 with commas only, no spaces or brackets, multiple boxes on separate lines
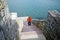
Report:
7,0,60,19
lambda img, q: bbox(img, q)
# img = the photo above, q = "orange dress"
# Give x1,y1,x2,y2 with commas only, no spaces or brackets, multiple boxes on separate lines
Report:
27,17,32,22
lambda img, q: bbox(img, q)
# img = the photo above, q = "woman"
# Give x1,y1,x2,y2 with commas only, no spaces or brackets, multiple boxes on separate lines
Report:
27,16,32,26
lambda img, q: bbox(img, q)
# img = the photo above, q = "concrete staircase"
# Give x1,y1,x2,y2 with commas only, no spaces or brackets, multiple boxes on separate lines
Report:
16,17,46,40
20,22,46,40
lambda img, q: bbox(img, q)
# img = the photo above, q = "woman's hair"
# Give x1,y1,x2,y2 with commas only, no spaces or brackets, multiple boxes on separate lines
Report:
28,16,31,18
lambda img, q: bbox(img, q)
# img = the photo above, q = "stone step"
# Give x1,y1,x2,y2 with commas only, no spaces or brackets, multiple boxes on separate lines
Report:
20,31,46,40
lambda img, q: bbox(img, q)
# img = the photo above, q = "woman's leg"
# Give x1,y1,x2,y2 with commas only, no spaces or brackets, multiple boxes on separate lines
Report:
28,22,31,26
29,22,31,26
28,22,29,26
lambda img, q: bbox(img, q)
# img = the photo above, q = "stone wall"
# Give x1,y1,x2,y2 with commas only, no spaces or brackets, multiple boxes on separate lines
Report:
0,0,17,40
0,0,8,40
45,10,60,40
2,17,19,40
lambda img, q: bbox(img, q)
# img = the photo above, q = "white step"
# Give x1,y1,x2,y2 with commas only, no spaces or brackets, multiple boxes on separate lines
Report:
20,31,46,40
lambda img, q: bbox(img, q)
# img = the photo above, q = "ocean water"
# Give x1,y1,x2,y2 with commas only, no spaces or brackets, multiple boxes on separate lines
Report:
7,0,60,19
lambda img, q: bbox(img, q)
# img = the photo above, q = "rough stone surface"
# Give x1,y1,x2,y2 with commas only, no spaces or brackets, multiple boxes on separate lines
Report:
46,10,60,40
0,30,5,40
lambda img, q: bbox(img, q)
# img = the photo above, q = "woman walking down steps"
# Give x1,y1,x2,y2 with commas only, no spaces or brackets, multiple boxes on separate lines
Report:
27,16,32,26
